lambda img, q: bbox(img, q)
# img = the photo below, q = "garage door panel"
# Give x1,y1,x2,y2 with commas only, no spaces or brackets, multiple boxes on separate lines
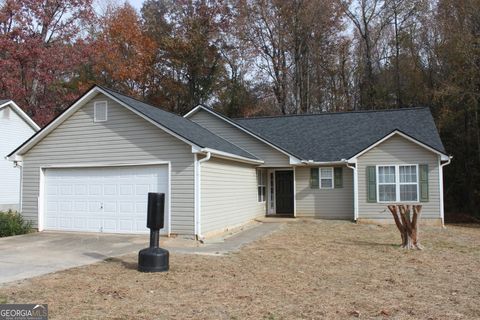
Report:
75,185,87,195
46,217,57,228
103,185,117,195
119,219,134,232
89,185,102,195
74,201,87,212
44,165,169,234
87,218,102,230
59,217,72,229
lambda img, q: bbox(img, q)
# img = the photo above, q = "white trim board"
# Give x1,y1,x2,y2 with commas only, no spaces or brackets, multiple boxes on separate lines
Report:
0,100,40,131
348,130,450,162
185,105,302,163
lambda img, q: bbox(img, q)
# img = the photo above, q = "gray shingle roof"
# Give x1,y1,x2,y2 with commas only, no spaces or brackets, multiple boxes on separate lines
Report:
235,108,446,162
0,99,11,106
99,87,258,160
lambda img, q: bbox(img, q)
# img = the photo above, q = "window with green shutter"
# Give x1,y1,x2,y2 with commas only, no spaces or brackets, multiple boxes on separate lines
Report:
366,166,377,202
310,168,319,188
419,164,429,202
374,164,427,203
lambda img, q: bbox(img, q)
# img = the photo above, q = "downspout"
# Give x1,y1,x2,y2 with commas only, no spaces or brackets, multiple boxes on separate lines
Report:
195,151,211,239
344,160,358,221
439,156,452,228
13,160,23,212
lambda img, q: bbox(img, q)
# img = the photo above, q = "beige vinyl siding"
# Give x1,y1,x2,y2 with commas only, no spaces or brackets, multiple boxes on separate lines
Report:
200,157,265,235
357,135,441,220
295,166,354,219
189,110,290,167
21,93,195,234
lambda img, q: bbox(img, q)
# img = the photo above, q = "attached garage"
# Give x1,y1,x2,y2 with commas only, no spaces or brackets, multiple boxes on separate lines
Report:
7,86,261,237
42,164,169,234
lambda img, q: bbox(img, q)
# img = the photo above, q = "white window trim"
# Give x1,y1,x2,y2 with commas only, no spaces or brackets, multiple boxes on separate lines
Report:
319,167,334,189
94,101,108,122
376,164,420,203
257,169,266,203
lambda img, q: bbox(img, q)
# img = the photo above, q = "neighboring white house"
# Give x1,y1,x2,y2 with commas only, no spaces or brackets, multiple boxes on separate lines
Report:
0,100,39,211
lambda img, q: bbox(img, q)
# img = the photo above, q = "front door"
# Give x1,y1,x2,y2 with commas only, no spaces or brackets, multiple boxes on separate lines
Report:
275,170,294,215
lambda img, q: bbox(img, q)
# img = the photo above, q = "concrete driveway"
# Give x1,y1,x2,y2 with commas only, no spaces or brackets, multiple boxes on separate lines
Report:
0,232,148,285
0,221,284,286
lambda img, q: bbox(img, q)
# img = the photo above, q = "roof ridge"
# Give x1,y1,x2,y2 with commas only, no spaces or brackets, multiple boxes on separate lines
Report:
191,105,305,159
234,106,429,120
97,85,189,119
98,86,259,160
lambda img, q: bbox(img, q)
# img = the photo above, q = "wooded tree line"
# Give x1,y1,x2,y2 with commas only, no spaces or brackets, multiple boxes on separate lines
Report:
0,0,478,219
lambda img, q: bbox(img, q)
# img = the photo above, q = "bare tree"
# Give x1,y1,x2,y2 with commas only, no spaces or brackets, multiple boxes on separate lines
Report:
343,0,391,108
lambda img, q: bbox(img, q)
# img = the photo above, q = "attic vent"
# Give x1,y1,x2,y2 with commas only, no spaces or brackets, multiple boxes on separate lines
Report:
94,101,108,122
2,107,10,119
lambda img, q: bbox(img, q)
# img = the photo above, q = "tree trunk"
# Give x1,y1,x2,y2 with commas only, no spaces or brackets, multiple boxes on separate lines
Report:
387,204,423,249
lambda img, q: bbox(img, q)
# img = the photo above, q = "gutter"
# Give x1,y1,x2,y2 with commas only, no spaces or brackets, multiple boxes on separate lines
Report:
439,156,452,227
195,151,211,239
300,160,348,166
200,148,264,165
343,159,359,221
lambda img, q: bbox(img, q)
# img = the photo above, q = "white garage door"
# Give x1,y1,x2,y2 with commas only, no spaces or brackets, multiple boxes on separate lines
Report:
44,165,169,234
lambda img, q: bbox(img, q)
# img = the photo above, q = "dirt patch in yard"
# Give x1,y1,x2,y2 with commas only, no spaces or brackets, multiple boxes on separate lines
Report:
1,220,479,319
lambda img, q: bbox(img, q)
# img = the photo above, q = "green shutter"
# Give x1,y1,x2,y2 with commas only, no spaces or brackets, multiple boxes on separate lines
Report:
419,164,429,202
366,166,376,203
334,167,343,188
310,168,319,189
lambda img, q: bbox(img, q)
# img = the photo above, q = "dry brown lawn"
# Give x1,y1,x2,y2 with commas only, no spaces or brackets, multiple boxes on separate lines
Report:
1,220,479,320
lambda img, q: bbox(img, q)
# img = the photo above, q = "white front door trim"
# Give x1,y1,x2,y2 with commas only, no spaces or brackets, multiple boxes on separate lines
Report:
267,168,295,215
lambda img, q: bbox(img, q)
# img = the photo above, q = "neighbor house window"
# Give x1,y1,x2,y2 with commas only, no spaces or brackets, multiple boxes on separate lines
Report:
377,165,418,202
257,169,266,202
320,167,333,188
94,101,108,122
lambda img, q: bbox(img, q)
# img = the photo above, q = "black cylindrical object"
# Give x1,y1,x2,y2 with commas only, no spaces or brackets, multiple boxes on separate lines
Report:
147,193,165,230
138,192,169,273
150,230,160,248
138,247,169,272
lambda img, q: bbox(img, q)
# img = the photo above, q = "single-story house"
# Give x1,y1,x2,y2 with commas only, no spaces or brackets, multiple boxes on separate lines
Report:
7,86,451,238
0,100,39,211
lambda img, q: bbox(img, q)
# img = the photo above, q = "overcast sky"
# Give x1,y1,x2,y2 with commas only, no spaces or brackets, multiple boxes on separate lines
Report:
127,0,144,11
95,0,145,13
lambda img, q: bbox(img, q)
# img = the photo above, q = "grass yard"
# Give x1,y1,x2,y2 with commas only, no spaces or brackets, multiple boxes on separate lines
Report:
0,220,479,319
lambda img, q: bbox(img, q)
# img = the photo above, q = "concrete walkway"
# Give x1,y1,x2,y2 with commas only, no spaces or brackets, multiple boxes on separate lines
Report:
0,221,283,285
167,221,283,256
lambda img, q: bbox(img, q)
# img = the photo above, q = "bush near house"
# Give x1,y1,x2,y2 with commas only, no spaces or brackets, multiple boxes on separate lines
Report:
0,211,32,237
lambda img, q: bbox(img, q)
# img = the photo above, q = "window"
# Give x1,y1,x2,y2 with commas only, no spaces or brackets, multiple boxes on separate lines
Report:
320,167,333,188
257,169,266,202
378,166,396,201
94,101,108,122
399,165,418,201
377,165,419,202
